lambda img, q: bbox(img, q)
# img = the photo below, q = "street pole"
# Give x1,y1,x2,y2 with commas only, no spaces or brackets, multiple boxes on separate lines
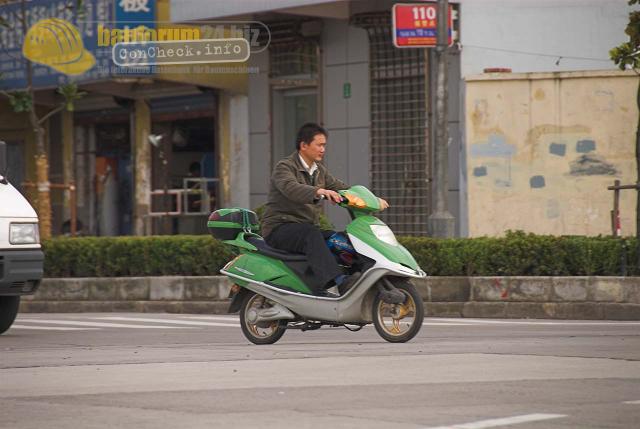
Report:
427,0,455,237
635,81,640,272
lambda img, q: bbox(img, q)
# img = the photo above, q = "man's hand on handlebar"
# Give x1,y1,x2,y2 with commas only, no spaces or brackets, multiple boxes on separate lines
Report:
378,198,389,211
316,188,343,204
316,189,389,210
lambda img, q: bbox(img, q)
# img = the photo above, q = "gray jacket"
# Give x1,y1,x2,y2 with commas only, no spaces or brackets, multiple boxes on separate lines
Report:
261,151,348,238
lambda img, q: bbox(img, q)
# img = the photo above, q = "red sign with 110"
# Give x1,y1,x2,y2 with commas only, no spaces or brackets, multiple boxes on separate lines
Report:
392,3,453,48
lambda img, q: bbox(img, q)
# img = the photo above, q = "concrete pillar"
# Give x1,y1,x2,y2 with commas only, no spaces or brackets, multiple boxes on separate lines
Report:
87,126,96,235
427,0,455,238
218,92,230,208
218,92,250,209
230,95,250,209
133,99,151,235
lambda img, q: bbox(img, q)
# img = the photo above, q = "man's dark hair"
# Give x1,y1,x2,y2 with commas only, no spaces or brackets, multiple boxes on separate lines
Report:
296,122,327,150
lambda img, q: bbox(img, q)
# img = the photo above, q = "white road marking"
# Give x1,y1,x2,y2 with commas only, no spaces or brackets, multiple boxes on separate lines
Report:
14,319,190,329
429,318,640,326
10,324,99,331
183,315,471,326
172,315,640,327
183,315,241,322
183,317,594,327
16,315,638,331
624,400,640,404
423,413,567,429
96,316,239,327
423,323,478,326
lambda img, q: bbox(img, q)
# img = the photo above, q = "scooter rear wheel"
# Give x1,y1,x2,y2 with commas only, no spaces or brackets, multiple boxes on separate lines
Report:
240,292,287,345
372,279,424,343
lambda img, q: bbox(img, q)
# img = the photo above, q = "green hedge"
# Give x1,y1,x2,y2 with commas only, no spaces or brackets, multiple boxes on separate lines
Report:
399,231,636,276
42,231,637,277
43,236,234,277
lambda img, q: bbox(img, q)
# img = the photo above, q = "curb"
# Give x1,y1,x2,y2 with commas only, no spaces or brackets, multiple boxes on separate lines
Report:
17,276,640,320
425,302,640,319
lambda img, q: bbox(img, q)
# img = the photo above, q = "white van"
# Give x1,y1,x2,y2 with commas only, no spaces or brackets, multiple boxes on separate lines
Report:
0,141,44,334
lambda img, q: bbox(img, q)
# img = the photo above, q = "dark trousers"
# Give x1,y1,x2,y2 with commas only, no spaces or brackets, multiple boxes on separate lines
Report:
266,223,341,293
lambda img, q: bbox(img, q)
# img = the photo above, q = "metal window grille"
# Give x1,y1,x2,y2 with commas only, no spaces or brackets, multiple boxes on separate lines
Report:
267,20,319,78
270,42,318,77
353,12,430,236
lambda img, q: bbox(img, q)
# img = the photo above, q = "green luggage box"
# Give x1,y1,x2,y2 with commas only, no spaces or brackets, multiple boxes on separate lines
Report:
207,208,260,240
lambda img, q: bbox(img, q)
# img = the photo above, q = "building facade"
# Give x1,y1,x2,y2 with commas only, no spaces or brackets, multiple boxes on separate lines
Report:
0,0,249,236
173,0,635,237
1,0,635,237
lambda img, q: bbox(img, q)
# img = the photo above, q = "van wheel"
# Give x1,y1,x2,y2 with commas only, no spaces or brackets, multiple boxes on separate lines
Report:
0,296,20,335
239,292,287,345
372,279,423,343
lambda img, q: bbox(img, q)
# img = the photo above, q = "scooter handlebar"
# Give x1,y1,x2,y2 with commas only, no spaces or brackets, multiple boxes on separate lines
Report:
316,194,348,204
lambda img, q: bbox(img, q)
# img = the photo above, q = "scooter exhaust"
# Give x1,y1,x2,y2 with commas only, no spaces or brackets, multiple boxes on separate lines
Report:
247,302,296,324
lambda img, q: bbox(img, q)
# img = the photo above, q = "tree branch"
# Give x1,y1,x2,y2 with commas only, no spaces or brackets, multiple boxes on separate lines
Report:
38,104,65,125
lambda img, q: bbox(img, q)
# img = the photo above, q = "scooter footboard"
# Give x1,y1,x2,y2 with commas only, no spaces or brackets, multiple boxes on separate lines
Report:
244,269,388,323
240,280,341,321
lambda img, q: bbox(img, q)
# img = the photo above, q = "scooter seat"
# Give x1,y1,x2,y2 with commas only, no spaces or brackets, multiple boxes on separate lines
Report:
246,237,308,262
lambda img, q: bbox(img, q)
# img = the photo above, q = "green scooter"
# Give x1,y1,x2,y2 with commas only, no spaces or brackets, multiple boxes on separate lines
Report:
208,185,426,344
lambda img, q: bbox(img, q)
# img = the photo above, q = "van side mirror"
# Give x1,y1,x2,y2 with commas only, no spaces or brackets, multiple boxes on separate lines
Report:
0,141,7,182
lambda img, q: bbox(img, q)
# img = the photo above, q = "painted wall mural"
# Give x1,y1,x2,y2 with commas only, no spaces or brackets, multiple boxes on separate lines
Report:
465,71,638,237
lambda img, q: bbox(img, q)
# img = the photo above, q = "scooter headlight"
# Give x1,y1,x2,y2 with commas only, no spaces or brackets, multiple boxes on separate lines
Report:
10,223,40,244
370,224,398,246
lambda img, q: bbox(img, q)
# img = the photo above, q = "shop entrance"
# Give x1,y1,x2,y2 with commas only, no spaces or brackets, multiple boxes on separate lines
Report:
150,116,217,235
94,122,133,236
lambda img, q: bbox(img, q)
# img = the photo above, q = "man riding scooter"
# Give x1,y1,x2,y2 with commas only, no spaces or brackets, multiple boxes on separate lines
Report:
261,122,389,297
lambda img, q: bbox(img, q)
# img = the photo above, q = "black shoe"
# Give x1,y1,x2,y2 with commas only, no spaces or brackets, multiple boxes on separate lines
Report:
338,272,362,295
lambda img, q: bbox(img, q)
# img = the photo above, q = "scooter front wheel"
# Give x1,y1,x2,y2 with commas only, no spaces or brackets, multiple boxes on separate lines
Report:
240,292,287,345
372,279,424,343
